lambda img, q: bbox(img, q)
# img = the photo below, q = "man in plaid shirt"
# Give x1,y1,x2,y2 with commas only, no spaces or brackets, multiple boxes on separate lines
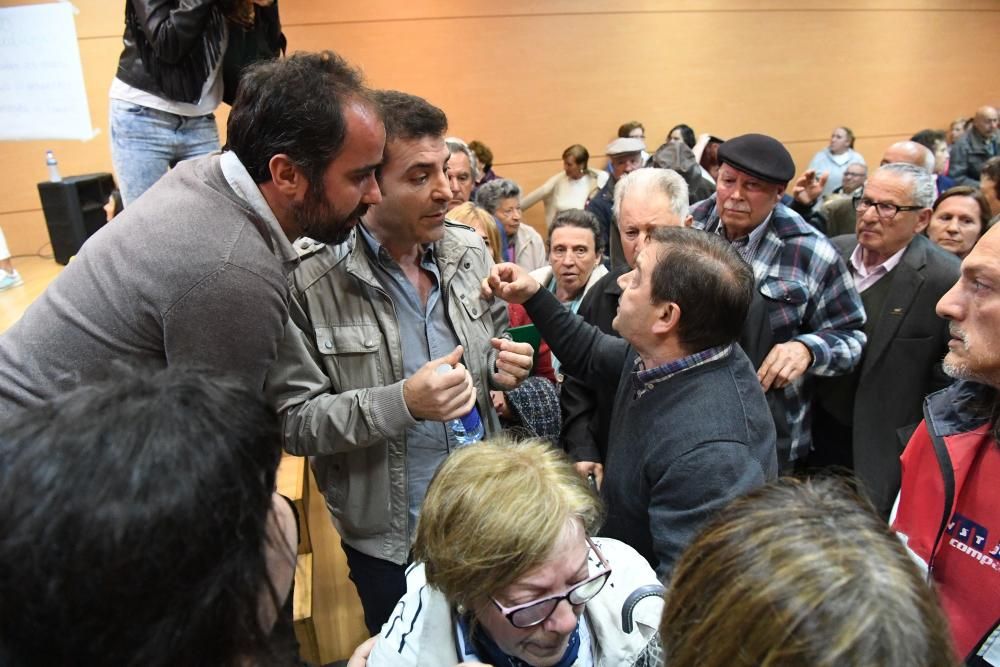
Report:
691,133,866,469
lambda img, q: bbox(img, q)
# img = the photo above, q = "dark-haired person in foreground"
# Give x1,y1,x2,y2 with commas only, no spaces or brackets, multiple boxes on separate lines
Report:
487,227,777,579
266,90,533,636
0,50,385,421
663,477,955,666
0,368,297,666
893,221,1000,663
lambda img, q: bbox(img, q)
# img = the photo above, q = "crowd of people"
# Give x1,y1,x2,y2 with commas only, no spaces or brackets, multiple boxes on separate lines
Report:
1,44,999,666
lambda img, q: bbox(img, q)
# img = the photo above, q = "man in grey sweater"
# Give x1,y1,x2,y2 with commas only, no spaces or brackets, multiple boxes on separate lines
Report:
0,51,385,419
488,226,778,578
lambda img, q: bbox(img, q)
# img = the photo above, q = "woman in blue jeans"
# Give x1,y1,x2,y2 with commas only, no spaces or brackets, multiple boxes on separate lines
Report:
109,0,283,206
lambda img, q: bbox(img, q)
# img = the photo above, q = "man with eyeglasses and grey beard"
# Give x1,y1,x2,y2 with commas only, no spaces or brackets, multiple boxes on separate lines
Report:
812,162,959,518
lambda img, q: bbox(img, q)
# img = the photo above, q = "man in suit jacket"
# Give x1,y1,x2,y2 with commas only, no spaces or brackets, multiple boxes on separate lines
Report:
813,162,960,517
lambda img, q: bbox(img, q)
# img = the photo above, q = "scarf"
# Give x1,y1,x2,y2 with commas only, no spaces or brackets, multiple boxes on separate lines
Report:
459,614,582,667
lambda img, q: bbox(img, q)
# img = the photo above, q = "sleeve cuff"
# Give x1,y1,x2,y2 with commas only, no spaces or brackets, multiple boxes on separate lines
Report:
368,380,419,438
794,333,828,372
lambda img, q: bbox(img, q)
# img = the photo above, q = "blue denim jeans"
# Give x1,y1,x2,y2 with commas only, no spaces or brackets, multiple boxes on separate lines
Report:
109,98,220,206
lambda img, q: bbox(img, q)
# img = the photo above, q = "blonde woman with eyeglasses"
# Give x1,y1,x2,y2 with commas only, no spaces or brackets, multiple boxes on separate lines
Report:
358,438,664,667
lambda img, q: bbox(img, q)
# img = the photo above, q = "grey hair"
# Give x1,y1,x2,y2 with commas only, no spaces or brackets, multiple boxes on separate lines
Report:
877,163,936,208
474,178,521,214
612,168,690,222
446,137,479,182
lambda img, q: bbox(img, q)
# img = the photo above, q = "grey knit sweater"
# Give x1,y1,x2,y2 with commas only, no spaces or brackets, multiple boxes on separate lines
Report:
0,154,291,420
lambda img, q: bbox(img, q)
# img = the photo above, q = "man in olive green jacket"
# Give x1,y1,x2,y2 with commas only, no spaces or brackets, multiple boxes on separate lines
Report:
265,90,533,635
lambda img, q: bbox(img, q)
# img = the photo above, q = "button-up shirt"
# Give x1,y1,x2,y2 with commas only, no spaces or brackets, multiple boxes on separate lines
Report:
220,150,300,276
849,243,906,293
715,211,773,264
631,344,733,398
358,224,461,533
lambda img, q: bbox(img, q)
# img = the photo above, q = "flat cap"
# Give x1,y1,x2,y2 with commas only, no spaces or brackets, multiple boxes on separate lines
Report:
606,137,646,156
717,133,795,184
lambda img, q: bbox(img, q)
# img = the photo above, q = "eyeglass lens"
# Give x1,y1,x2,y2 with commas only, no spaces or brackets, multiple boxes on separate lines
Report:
510,570,611,627
856,198,896,217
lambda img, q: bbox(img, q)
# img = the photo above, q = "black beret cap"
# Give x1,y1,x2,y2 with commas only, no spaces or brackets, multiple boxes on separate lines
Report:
717,133,796,185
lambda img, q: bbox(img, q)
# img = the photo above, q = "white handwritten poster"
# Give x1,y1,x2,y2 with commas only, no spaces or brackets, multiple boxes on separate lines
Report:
0,2,96,141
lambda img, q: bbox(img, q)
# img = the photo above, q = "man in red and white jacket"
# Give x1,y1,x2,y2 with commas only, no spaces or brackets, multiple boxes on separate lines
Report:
892,223,1000,664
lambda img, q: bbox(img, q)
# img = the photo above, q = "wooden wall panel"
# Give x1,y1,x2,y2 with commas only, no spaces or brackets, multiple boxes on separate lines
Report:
1,2,998,250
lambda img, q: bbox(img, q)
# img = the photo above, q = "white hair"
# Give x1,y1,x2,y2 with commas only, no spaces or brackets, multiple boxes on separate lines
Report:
612,168,689,221
877,163,936,209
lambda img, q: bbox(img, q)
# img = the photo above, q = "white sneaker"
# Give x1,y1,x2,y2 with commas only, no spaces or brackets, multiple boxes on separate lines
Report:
0,269,24,291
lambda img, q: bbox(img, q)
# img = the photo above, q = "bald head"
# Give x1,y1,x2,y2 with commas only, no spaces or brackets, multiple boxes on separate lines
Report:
973,105,999,139
880,141,934,173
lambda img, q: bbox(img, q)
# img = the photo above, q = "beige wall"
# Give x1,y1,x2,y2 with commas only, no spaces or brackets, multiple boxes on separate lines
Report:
1,1,999,253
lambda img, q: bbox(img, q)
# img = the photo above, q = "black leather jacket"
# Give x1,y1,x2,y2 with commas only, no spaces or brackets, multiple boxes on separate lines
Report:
116,0,224,103
115,0,283,105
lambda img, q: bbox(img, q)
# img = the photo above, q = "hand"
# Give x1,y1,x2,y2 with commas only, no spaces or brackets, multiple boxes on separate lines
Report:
573,461,604,490
490,337,534,389
757,341,813,391
491,390,513,419
403,346,477,421
346,636,377,667
792,169,828,206
483,262,541,304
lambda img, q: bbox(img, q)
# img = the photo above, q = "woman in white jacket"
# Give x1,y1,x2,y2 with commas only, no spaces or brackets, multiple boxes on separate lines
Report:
522,145,608,230
362,438,663,667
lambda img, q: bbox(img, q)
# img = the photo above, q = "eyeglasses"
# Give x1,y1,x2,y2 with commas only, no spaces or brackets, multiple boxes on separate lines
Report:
490,537,612,629
855,197,923,220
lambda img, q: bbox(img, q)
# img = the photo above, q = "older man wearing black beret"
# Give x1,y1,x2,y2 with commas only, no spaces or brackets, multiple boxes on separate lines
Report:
690,133,866,471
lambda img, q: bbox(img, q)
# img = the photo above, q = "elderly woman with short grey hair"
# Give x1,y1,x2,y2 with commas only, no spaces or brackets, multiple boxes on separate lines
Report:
476,179,546,271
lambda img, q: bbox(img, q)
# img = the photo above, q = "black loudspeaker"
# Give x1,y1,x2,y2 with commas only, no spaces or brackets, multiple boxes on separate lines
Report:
37,173,117,265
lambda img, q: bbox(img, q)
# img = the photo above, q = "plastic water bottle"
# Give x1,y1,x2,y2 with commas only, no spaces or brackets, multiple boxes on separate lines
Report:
436,363,484,444
45,150,61,182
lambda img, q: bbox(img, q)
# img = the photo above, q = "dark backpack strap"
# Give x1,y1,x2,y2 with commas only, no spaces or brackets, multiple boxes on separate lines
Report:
925,406,955,575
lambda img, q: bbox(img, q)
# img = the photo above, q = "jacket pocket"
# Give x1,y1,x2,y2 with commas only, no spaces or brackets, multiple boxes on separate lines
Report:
759,276,809,305
316,323,381,353
455,291,489,322
759,277,809,340
312,323,393,537
315,323,384,388
314,449,392,536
